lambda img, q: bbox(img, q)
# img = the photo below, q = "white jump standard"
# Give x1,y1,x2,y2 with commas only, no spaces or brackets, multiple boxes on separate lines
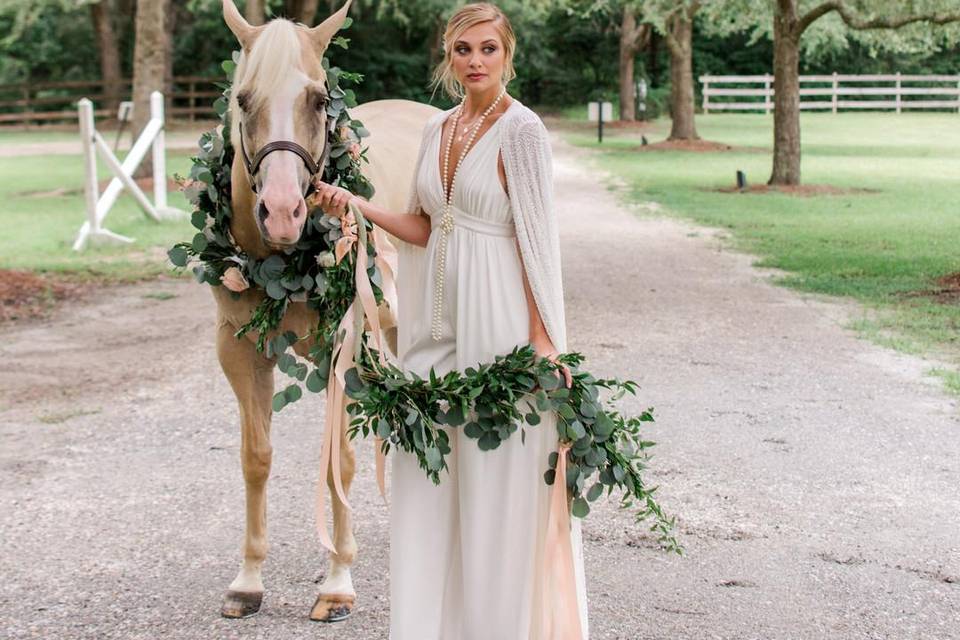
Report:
73,90,185,251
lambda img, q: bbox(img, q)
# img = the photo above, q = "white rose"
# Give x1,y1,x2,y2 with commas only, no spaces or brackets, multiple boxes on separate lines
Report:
316,251,336,268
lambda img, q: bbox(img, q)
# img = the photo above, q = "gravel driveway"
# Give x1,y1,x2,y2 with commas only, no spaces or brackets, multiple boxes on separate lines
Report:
1,130,958,639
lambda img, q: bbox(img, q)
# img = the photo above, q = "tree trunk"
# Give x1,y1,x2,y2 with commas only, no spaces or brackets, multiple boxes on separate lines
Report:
665,11,699,140
163,0,177,117
245,0,265,25
647,31,659,83
285,0,304,20
89,1,123,114
298,0,320,25
619,7,637,122
132,0,167,177
769,4,801,185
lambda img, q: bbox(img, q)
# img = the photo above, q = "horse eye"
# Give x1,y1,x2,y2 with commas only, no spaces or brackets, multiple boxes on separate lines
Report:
314,93,329,112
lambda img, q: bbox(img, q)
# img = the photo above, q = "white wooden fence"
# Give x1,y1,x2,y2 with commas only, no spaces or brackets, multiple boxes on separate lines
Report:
700,73,960,113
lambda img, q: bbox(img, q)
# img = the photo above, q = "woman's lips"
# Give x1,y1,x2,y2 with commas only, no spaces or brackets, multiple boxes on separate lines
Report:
467,73,486,81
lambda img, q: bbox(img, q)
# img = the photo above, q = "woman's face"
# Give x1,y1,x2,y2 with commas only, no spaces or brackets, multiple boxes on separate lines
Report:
450,21,506,94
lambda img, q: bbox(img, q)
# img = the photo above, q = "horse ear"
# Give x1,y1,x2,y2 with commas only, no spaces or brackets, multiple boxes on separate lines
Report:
223,0,264,51
308,0,353,52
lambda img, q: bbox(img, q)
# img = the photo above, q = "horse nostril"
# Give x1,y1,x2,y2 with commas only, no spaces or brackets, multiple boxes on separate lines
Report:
258,202,269,224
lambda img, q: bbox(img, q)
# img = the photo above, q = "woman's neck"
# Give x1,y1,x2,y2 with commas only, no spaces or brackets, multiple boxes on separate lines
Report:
460,85,509,120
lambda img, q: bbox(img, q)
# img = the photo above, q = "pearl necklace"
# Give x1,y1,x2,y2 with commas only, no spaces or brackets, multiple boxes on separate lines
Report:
432,87,507,341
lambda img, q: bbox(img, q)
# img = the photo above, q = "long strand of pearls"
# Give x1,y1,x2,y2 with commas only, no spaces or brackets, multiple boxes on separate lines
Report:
431,86,507,341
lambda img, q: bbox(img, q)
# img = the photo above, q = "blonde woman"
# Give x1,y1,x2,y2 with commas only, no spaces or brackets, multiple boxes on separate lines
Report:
313,3,588,638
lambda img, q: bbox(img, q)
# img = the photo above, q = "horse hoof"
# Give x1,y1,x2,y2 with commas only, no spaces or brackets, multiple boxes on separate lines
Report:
221,590,263,618
309,592,355,622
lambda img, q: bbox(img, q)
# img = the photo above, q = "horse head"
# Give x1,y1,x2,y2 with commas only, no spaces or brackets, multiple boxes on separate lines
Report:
222,0,352,250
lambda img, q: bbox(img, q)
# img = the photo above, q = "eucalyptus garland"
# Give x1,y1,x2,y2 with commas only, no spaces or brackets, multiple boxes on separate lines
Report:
168,26,383,409
346,343,680,554
168,26,681,554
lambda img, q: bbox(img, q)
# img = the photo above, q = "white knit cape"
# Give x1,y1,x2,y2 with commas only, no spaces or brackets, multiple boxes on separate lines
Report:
394,98,567,364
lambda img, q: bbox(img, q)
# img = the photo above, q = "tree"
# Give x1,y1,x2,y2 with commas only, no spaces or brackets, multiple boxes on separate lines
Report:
245,0,265,25
658,1,701,139
612,0,702,138
707,0,960,185
88,0,123,112
617,3,650,122
298,0,320,25
132,0,168,176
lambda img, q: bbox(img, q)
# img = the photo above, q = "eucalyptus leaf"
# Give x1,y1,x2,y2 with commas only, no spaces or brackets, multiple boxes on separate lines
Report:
572,497,590,518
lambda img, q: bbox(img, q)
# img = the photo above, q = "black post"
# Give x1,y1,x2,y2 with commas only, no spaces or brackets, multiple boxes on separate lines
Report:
598,101,604,144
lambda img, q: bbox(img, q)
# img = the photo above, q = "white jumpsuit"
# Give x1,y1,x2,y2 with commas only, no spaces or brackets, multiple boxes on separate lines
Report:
388,102,589,640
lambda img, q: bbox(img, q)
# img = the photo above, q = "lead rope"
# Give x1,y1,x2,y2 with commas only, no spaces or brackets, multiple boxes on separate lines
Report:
431,87,508,341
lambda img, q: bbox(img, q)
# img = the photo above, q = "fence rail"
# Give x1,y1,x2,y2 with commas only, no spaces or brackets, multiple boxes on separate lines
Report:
0,76,221,127
700,73,960,113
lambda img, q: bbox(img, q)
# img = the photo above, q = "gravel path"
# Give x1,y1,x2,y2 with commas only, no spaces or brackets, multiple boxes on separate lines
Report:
1,130,958,640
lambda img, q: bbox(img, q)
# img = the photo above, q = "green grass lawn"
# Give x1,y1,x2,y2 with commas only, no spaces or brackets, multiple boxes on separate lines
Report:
558,111,960,378
0,149,196,280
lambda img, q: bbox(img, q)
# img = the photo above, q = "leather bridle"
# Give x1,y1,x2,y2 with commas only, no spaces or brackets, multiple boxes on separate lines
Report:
237,114,337,198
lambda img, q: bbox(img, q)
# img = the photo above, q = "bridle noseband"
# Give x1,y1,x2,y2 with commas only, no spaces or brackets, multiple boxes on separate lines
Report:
238,115,337,198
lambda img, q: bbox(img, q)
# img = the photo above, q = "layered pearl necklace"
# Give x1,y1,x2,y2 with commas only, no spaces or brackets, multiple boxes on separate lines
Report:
431,87,508,341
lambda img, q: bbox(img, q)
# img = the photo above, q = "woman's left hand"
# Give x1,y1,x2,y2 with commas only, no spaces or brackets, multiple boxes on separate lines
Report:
532,339,572,389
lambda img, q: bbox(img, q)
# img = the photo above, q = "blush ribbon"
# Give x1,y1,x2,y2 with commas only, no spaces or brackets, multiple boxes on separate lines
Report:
315,201,398,553
541,441,585,639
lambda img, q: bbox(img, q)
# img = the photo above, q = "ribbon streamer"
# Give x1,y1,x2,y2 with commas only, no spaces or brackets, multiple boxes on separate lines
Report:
541,441,585,640
315,201,398,554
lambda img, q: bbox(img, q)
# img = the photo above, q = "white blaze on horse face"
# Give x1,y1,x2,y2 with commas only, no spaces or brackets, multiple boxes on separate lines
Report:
258,70,314,246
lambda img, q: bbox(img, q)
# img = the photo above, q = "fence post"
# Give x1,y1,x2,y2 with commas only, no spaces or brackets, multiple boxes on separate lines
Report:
78,99,100,237
764,73,772,114
895,72,902,114
189,79,196,123
150,91,168,210
832,72,838,113
703,76,710,114
73,98,134,251
21,86,31,127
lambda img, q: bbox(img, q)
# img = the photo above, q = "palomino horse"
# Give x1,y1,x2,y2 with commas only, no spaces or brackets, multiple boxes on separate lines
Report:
214,0,437,621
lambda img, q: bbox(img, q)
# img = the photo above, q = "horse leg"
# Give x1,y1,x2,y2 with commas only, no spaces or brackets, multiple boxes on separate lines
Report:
310,410,359,622
217,318,275,619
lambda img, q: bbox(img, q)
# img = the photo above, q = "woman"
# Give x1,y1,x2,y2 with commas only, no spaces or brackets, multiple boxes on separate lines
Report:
313,3,589,638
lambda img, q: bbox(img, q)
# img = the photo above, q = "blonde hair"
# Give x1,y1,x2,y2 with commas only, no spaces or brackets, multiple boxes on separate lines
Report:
429,3,517,102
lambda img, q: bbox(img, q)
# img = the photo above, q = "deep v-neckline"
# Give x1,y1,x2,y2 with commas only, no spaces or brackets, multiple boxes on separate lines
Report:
436,100,514,201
